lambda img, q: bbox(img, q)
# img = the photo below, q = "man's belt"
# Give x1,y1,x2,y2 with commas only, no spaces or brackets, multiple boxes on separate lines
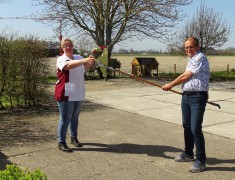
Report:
182,91,208,96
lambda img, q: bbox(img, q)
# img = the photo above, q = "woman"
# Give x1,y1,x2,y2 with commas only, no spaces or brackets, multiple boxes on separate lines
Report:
55,38,95,152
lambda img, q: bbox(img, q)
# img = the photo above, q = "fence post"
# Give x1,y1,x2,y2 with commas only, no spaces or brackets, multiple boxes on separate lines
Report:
227,64,230,81
174,64,176,77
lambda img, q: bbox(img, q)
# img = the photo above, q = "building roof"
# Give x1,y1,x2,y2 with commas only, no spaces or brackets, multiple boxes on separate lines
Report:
132,57,159,65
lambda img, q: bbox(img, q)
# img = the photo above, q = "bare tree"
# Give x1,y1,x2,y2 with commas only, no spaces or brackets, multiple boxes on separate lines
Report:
34,0,192,57
74,36,95,56
168,2,232,54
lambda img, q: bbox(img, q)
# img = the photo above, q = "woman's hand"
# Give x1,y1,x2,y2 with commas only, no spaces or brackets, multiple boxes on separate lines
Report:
84,55,95,68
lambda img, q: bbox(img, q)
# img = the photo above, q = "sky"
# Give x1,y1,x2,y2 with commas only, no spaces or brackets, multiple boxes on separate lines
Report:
0,0,234,51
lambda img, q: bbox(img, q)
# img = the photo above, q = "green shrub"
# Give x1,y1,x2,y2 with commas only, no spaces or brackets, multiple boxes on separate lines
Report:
109,58,121,69
0,164,47,180
0,35,50,110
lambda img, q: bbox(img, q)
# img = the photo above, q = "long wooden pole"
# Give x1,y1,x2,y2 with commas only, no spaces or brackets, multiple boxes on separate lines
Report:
99,63,221,109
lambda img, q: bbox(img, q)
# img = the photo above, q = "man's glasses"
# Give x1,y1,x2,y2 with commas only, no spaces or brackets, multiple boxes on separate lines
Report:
185,45,197,50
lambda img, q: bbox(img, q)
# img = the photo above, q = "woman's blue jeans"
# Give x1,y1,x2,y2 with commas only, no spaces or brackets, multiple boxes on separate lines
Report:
57,101,82,143
181,93,208,164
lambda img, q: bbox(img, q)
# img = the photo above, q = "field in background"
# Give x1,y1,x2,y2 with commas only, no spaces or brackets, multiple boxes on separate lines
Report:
111,55,235,74
49,55,235,76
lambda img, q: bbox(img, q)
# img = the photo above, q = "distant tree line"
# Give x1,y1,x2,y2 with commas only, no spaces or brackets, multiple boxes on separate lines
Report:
114,47,235,56
168,46,235,56
215,47,235,56
113,48,168,55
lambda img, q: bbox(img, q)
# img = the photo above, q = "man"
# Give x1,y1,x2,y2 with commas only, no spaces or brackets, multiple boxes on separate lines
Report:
162,37,210,173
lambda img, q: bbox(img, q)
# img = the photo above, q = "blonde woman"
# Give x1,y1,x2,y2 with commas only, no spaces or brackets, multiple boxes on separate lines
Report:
55,38,95,152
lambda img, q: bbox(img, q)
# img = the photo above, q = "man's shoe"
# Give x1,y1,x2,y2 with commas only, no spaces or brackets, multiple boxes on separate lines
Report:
189,160,206,173
175,152,194,162
71,137,83,147
58,142,73,152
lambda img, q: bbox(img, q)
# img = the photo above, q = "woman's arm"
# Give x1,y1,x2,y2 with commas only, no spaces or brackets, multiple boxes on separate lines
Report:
63,55,95,70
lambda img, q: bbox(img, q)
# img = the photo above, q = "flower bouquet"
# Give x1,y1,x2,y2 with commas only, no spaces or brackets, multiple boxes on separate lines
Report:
92,46,105,59
91,46,108,79
92,47,102,59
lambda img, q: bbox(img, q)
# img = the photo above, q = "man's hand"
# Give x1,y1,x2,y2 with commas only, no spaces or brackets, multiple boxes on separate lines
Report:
162,83,173,91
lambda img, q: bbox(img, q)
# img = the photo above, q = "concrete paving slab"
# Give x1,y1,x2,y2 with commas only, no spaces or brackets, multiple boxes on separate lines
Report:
208,91,235,102
138,106,182,125
101,97,170,112
210,81,235,91
230,98,235,103
211,102,235,112
204,121,235,139
203,110,235,126
145,93,182,103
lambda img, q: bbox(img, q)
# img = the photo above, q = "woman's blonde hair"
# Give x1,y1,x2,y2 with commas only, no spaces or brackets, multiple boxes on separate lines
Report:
61,38,73,48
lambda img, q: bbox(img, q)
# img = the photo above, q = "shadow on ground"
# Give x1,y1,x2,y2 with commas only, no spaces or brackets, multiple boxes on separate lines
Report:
74,143,235,172
0,152,12,170
0,106,57,149
206,157,235,172
0,100,107,149
74,142,182,159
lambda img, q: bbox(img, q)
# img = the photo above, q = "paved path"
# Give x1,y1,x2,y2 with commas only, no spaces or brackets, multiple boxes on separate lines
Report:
86,81,235,139
0,80,234,179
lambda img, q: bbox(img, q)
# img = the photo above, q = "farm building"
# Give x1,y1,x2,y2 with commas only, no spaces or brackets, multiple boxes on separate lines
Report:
131,57,159,77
